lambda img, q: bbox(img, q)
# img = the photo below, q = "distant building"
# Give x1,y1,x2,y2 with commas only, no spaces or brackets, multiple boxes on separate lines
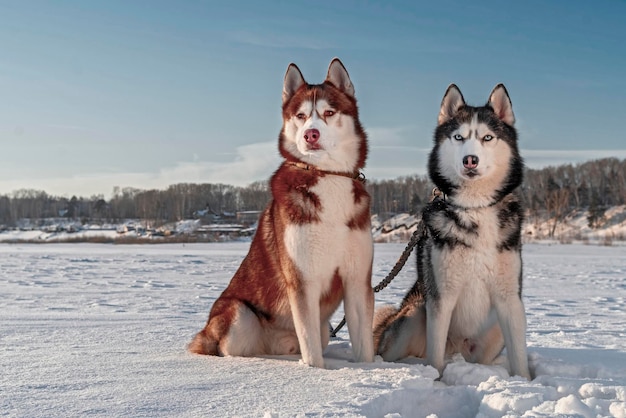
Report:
236,211,262,226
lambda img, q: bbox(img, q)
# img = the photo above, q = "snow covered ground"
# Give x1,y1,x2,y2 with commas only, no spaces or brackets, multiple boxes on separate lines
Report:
1,242,625,417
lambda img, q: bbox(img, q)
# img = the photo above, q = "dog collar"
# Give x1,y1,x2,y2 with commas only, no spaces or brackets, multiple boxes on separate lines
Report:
287,161,366,183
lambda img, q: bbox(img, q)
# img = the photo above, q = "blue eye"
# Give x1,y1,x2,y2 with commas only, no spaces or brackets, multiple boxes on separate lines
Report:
483,134,493,141
453,134,464,141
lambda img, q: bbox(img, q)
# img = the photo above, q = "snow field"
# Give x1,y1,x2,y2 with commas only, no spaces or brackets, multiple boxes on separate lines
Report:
0,243,625,417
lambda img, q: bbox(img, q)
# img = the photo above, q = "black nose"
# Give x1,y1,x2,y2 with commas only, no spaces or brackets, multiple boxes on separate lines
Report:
463,155,479,169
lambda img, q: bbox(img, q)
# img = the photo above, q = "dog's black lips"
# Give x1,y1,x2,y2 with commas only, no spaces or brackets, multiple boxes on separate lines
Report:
464,169,479,178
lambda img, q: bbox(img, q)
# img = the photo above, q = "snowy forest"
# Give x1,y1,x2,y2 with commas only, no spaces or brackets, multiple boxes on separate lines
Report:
1,157,624,227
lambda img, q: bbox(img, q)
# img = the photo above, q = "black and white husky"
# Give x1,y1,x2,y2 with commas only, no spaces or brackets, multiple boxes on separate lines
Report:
373,84,531,379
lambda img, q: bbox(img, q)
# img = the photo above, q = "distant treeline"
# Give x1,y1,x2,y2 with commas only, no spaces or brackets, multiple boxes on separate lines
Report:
1,158,624,227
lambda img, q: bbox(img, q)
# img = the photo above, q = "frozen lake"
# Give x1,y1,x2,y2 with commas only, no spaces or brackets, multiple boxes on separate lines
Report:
1,242,625,417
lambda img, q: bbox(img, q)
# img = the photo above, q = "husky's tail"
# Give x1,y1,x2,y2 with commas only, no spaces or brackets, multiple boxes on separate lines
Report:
373,305,399,350
188,329,219,355
373,303,427,361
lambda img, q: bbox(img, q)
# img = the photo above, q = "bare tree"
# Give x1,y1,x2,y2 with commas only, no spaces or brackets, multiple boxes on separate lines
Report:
546,187,570,238
0,158,624,228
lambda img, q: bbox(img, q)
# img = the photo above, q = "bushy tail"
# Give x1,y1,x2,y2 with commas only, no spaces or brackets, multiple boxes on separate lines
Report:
373,303,427,361
373,305,399,351
188,329,219,355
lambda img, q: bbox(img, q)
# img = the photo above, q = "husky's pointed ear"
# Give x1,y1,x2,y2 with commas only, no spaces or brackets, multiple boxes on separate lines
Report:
438,84,465,125
283,63,306,104
326,58,355,97
488,84,515,126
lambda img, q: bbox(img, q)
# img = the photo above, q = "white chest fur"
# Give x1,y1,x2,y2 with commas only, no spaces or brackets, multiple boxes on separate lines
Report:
283,176,372,288
431,206,520,337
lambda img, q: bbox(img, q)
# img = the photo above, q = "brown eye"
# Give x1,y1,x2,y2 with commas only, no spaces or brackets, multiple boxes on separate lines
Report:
296,113,306,120
324,110,335,117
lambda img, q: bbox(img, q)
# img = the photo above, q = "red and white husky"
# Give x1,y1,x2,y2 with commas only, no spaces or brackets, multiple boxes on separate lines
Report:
189,58,374,368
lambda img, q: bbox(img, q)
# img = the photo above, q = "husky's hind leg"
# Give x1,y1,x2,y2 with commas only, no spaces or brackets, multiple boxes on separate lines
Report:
189,298,266,357
459,323,504,365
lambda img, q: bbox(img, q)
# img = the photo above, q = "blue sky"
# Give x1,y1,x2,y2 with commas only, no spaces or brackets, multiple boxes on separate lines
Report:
1,0,625,198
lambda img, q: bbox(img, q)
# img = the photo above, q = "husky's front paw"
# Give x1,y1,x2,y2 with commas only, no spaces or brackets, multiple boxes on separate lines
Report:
353,350,375,363
300,357,325,368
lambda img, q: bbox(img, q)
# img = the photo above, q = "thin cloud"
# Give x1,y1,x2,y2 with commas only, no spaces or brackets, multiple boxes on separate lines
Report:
523,149,626,168
367,126,421,146
0,142,280,198
160,141,280,186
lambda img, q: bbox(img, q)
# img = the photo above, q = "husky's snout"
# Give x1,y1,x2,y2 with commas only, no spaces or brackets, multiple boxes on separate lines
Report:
304,128,321,150
463,154,479,169
461,153,480,178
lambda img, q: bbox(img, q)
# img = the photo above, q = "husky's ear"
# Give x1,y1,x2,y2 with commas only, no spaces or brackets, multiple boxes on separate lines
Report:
438,84,465,125
488,84,515,126
283,63,306,104
326,58,355,97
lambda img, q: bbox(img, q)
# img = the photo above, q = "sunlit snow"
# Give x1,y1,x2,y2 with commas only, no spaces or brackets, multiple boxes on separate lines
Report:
1,243,625,417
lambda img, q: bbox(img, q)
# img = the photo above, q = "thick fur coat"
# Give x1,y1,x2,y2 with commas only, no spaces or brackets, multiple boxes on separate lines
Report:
373,84,531,379
189,59,374,368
